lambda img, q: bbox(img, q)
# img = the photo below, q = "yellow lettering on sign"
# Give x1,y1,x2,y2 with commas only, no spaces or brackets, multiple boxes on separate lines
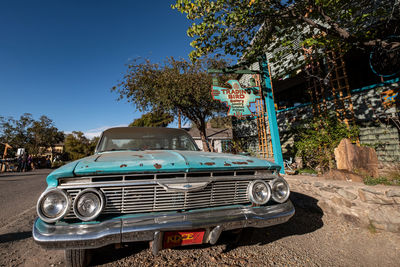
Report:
166,233,195,244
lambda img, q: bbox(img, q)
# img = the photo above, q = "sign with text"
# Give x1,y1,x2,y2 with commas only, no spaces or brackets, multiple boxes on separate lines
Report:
212,80,260,117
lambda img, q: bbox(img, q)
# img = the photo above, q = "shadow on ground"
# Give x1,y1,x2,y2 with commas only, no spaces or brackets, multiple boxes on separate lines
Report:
0,231,32,244
221,191,324,252
89,242,149,266
89,191,323,266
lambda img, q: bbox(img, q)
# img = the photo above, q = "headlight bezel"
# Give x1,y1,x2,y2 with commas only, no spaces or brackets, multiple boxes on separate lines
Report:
247,179,272,205
73,188,105,222
270,178,290,203
37,188,71,223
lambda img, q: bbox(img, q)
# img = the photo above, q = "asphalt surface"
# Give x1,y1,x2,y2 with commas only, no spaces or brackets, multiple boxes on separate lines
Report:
0,171,399,267
0,169,50,228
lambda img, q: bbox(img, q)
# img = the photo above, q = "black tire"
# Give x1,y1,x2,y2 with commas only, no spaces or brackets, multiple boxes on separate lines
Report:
65,249,91,267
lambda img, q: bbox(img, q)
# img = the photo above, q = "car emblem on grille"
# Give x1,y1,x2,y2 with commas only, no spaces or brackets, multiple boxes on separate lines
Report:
158,182,209,192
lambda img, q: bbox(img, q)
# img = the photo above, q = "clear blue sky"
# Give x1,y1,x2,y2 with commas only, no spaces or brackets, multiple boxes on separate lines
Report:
0,0,195,137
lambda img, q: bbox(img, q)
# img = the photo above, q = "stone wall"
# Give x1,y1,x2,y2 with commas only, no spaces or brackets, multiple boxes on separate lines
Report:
286,175,400,233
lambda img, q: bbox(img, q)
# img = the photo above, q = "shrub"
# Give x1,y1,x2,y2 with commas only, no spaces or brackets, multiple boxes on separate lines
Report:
294,114,359,173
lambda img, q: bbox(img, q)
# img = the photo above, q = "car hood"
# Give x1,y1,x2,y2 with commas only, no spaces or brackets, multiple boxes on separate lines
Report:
47,150,280,186
73,150,280,176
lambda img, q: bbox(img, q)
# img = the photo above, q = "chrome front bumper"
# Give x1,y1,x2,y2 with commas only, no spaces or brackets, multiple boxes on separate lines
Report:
33,201,295,250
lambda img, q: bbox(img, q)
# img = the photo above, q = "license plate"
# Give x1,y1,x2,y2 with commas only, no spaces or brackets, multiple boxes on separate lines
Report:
163,229,205,249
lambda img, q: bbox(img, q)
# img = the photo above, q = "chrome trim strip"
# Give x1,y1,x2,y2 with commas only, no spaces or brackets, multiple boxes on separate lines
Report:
33,201,295,249
57,175,276,189
58,170,275,188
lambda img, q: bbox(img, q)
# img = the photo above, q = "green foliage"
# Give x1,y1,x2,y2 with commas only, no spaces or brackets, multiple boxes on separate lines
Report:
112,57,233,151
172,0,399,69
0,113,64,156
64,131,98,161
207,116,232,128
294,114,359,172
28,115,65,155
368,222,377,234
364,176,399,186
226,137,257,156
129,110,174,127
51,160,66,169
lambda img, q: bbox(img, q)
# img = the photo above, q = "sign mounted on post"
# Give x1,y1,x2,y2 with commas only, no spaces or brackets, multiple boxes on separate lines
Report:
212,80,260,117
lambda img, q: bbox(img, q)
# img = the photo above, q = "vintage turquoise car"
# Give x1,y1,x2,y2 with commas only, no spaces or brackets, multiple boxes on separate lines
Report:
33,127,294,267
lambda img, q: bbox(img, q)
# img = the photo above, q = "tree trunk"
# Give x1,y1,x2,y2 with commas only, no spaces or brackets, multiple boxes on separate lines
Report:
178,110,181,129
198,124,210,152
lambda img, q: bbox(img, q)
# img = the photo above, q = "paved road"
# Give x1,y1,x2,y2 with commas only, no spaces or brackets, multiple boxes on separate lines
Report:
0,169,50,228
0,170,65,267
0,171,399,267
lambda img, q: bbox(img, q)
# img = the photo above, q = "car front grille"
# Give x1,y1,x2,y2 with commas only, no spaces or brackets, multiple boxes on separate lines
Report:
60,171,275,219
65,180,257,218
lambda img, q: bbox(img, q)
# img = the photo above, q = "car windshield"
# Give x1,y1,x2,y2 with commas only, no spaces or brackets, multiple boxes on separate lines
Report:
96,127,199,152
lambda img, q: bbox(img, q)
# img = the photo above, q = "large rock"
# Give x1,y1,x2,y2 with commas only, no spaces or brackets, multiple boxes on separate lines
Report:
337,188,358,200
358,188,395,205
368,206,400,232
334,139,379,177
386,189,400,197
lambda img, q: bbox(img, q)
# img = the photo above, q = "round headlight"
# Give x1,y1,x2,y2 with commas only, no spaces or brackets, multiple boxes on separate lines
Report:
37,188,70,223
270,178,290,203
247,180,271,205
73,189,105,221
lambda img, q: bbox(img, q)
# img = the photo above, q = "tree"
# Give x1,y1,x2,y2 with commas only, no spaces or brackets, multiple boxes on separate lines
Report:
64,131,98,160
112,57,232,151
172,0,399,69
0,114,64,156
28,116,65,156
129,110,174,127
0,113,34,151
208,116,232,128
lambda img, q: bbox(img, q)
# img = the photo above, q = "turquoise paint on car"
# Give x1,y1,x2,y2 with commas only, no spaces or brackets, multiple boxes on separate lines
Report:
45,160,81,188
46,150,280,186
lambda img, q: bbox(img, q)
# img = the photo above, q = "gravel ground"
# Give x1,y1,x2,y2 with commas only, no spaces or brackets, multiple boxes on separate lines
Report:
0,172,399,267
88,199,400,267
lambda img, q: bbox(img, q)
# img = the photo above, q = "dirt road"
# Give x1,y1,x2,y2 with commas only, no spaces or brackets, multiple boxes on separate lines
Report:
0,171,399,266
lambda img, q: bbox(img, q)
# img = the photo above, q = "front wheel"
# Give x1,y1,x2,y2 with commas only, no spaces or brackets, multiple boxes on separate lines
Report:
65,249,91,267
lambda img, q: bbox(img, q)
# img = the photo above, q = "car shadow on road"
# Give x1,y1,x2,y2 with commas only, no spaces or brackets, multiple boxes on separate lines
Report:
0,231,32,244
221,191,324,252
89,192,323,265
89,242,149,266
